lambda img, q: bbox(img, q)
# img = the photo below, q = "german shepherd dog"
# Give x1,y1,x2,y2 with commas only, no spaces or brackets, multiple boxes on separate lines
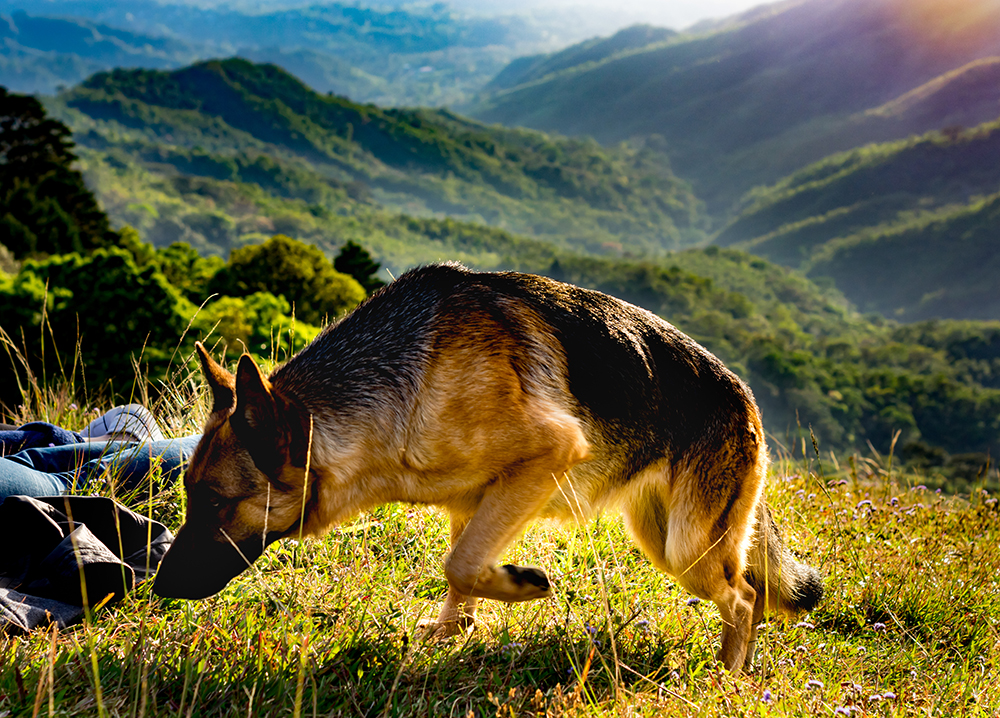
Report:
154,263,822,672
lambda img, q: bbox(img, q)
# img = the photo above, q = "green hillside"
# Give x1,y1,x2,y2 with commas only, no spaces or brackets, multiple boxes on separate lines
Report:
50,59,704,256
472,0,1000,210
14,128,1000,470
804,192,1000,321
713,119,1000,319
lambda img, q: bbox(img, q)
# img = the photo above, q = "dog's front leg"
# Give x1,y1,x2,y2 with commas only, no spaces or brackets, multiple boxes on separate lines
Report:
420,513,479,638
442,449,572,605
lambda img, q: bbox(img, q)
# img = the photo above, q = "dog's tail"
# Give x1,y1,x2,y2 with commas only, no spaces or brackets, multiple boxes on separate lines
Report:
744,502,823,614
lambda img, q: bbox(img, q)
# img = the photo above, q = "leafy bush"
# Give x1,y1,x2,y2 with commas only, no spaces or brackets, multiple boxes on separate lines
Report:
209,234,366,326
0,247,193,404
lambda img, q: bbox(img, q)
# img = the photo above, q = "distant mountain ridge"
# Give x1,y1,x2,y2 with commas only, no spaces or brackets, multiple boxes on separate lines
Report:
485,24,677,92
714,116,1000,320
0,0,553,104
0,10,198,93
472,0,1000,210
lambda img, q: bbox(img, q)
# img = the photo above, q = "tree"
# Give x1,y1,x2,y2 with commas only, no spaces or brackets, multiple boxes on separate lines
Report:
334,240,385,294
0,87,119,257
209,234,365,326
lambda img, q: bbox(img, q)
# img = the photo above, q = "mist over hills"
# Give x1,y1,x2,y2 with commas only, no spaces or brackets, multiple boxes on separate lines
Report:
471,0,1000,325
0,10,199,94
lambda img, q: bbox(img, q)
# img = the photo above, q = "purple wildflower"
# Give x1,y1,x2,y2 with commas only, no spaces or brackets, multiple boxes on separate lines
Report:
686,597,700,607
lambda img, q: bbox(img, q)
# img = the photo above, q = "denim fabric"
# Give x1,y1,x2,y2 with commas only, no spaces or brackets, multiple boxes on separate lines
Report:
0,422,85,456
0,435,202,501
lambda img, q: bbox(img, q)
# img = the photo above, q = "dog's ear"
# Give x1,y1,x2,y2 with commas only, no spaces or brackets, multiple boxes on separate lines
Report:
231,353,297,480
196,341,235,414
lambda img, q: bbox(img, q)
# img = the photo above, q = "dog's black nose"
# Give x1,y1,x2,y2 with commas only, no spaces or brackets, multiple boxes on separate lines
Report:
153,525,259,599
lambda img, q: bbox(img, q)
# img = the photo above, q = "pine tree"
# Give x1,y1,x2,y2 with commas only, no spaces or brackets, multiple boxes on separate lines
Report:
0,86,118,258
334,240,386,294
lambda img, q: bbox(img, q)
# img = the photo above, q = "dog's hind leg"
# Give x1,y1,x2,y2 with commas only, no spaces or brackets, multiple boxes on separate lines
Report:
622,466,761,673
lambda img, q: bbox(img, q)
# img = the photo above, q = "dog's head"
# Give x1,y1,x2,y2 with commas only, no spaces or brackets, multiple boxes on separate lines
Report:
154,342,314,600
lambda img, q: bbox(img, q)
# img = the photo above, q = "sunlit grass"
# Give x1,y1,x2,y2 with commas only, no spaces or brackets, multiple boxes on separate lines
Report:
1,368,998,716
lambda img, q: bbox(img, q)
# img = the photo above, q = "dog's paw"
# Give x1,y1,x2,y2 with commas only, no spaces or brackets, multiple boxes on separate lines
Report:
418,616,475,640
500,564,553,599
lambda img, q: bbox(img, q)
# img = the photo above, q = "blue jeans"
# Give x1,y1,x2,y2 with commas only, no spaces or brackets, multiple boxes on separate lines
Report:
0,436,202,501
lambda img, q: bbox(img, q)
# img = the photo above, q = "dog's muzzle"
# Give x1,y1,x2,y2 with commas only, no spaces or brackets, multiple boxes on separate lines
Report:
153,524,265,600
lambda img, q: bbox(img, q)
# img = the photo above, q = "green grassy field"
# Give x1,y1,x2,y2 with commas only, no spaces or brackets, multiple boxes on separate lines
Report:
1,369,998,717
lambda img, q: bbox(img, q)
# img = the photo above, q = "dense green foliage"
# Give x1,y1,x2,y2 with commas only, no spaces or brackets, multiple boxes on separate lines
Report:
0,246,192,399
49,59,703,256
334,240,385,295
0,96,362,404
209,234,365,327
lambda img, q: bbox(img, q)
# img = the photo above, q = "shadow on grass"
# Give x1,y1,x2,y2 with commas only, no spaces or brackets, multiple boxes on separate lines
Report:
6,616,694,717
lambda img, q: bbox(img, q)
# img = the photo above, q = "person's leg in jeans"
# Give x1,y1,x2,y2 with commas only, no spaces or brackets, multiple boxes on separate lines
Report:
0,436,202,501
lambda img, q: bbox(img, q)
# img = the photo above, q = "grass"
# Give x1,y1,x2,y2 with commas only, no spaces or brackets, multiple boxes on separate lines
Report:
1,369,999,717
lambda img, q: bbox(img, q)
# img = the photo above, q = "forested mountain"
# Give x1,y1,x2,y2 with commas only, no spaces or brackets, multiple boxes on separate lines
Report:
0,11,198,95
472,0,1000,210
48,58,704,256
714,116,1000,320
0,0,560,105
